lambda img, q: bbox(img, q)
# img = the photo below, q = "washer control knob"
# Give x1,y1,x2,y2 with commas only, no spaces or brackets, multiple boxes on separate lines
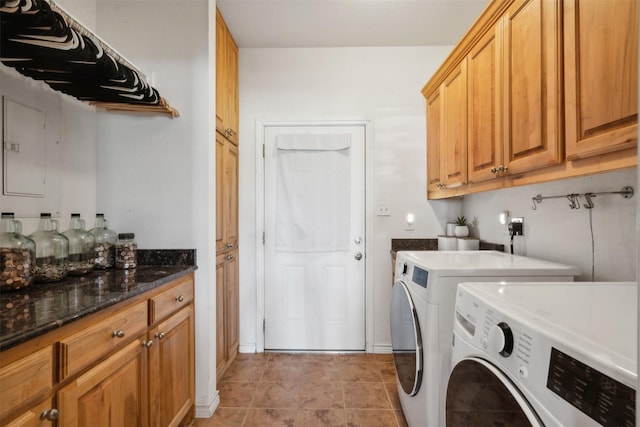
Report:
489,322,514,357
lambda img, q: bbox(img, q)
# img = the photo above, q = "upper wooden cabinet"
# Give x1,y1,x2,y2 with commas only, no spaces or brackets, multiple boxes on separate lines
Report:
502,0,563,174
564,0,638,159
467,21,503,183
423,0,637,199
442,59,468,188
426,87,443,193
216,131,239,253
216,8,239,144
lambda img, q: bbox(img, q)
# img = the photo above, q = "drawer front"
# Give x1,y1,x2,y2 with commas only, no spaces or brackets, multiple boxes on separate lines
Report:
59,300,147,379
0,346,53,420
150,277,194,324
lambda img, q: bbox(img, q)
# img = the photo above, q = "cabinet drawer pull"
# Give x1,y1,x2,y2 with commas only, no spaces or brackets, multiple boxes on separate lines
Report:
40,408,59,421
226,254,235,260
226,243,234,248
112,330,126,338
143,340,154,348
156,332,166,339
175,295,185,302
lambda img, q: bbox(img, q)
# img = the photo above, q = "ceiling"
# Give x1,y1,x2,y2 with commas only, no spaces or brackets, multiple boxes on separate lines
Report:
217,0,490,48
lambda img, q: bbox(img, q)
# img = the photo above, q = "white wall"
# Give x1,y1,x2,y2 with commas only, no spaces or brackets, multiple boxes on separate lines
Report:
93,0,219,416
462,169,637,281
0,68,97,233
239,47,462,353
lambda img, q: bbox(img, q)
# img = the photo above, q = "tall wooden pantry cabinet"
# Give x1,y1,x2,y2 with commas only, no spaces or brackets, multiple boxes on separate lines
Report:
215,8,240,380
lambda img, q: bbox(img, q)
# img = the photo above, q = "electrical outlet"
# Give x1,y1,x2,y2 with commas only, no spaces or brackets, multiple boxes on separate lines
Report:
509,217,524,236
376,204,391,216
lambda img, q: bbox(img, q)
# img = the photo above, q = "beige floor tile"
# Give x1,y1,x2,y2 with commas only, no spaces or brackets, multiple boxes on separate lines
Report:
262,361,306,382
252,382,300,408
302,361,342,382
345,409,399,427
378,362,397,383
218,382,257,407
298,382,344,409
243,408,297,427
221,360,267,382
383,382,402,410
193,407,247,426
295,409,347,426
343,382,391,409
339,362,383,382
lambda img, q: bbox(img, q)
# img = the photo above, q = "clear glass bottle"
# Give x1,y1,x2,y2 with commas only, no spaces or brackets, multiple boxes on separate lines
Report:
63,213,95,276
0,212,36,290
29,213,69,283
116,233,137,269
90,214,117,269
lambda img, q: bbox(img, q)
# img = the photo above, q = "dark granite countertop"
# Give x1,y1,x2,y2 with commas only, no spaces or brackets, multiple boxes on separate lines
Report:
0,249,196,351
390,238,505,254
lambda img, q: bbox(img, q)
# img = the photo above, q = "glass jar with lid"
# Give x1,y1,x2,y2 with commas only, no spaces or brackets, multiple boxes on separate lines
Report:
90,213,117,269
0,212,36,290
29,213,69,283
116,233,137,269
63,213,95,276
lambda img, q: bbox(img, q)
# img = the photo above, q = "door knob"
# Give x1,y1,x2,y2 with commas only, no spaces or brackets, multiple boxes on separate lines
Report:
354,252,363,261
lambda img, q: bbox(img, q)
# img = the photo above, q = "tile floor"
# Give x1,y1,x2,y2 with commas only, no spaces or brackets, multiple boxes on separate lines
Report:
193,352,409,427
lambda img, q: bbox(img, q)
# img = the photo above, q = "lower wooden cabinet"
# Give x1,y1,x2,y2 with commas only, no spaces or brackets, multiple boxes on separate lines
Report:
216,251,239,380
58,338,147,427
148,305,194,427
0,273,195,427
4,397,56,427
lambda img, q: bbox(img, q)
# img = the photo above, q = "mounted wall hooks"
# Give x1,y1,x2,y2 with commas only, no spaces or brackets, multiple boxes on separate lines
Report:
531,186,634,210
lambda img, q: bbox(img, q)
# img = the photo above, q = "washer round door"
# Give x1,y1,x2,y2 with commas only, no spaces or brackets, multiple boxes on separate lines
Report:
446,358,543,427
390,280,422,396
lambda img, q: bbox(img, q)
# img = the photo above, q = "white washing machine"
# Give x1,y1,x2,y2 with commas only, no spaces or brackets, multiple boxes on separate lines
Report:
447,281,636,426
390,251,580,427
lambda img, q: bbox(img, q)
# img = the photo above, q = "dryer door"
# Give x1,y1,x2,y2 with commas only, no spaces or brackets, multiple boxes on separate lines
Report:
446,358,543,427
390,280,422,396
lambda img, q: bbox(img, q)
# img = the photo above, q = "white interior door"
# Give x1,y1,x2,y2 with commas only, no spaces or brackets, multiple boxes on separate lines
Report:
264,124,366,351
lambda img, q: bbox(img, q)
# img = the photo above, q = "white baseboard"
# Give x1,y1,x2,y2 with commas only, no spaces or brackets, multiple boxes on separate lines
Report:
195,392,220,419
373,344,392,354
239,343,257,353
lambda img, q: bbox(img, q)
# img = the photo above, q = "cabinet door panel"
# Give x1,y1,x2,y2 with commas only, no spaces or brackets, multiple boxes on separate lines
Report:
0,347,52,420
216,133,225,251
226,252,239,362
216,254,227,375
442,59,468,187
58,339,146,427
149,306,194,427
468,22,503,183
564,0,638,159
426,88,443,193
503,0,562,173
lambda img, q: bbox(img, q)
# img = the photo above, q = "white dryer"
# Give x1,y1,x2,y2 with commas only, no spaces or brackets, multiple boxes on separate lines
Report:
447,281,636,426
390,251,579,427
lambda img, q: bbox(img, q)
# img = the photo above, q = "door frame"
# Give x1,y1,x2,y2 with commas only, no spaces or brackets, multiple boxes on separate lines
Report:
255,119,374,353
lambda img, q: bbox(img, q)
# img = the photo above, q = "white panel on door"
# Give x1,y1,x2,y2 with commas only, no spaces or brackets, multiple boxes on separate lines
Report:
323,266,346,321
285,265,305,320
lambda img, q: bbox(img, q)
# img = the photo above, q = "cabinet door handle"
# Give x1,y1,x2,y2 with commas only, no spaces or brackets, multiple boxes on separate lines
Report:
226,254,235,260
112,330,126,338
175,295,185,303
142,340,153,348
490,166,498,173
40,408,59,421
156,332,166,339
226,243,234,248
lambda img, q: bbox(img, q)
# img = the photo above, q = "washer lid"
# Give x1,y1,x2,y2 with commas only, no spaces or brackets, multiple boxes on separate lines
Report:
458,281,637,379
396,251,580,277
